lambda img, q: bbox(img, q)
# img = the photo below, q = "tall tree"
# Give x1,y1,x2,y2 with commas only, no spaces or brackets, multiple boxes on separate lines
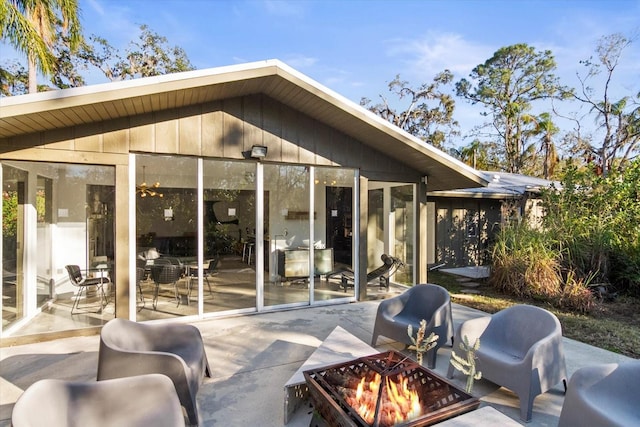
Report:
572,33,639,176
456,44,569,174
0,0,82,93
361,71,459,149
523,112,560,179
75,24,194,82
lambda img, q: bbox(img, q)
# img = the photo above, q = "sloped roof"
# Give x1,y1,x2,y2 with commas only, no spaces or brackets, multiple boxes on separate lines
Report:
428,171,558,199
0,59,488,191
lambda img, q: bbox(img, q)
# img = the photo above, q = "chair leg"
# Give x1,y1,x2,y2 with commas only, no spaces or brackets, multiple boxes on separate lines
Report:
153,283,159,310
173,281,181,307
71,286,86,315
205,276,212,295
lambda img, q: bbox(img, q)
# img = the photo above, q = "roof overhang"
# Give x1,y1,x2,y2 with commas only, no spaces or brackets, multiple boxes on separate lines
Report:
0,59,488,191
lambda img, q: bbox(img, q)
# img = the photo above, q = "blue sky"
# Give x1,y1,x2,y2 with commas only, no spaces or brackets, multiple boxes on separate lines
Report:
4,0,640,147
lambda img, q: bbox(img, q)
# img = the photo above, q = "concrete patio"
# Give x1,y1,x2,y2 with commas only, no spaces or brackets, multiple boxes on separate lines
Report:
0,299,633,426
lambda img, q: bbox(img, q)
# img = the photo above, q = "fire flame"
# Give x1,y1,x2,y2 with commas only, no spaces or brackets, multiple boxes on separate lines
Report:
345,372,422,426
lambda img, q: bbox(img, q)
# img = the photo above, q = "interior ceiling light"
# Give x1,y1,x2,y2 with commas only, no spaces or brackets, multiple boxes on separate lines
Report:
136,166,163,198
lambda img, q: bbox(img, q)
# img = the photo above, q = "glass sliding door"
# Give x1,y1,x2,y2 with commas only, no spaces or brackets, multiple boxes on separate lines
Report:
391,185,414,284
202,159,257,313
2,161,115,337
135,155,197,320
314,167,356,301
2,165,27,330
264,164,310,307
368,183,415,288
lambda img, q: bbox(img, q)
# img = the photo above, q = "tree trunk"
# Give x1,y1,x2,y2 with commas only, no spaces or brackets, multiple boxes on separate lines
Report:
28,56,38,94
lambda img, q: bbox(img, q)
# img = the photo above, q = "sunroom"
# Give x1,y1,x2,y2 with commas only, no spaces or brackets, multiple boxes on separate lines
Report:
0,60,486,344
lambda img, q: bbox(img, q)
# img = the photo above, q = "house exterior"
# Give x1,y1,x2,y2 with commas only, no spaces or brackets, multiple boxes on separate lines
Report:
0,60,487,344
427,171,556,268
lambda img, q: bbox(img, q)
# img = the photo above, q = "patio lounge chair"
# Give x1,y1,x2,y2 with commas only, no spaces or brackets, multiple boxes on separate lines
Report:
558,361,640,427
11,374,185,427
97,318,211,426
447,304,567,422
340,254,403,291
371,283,453,369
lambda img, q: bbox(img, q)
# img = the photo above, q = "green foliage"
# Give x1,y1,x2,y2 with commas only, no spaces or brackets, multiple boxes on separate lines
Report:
489,222,563,299
541,158,640,295
456,43,570,174
76,24,194,82
491,157,640,310
407,319,438,366
2,190,18,237
449,335,482,393
361,71,459,150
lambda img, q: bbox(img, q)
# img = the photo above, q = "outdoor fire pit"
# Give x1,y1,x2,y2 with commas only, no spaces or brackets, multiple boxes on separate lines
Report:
303,350,479,427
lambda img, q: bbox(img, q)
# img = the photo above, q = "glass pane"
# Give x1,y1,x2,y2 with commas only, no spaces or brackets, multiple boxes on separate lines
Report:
136,155,197,319
2,161,115,337
264,164,310,306
203,159,257,313
314,167,355,301
2,165,27,329
391,185,414,284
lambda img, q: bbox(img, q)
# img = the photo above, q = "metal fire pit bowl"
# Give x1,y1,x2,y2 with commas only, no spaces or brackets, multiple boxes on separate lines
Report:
303,350,480,427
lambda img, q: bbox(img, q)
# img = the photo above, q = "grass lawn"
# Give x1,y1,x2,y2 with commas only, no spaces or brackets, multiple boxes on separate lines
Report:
428,271,640,359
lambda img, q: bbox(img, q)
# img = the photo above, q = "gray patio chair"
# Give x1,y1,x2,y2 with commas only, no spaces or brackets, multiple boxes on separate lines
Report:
371,283,453,369
558,361,640,427
97,318,212,426
447,304,567,422
11,373,185,427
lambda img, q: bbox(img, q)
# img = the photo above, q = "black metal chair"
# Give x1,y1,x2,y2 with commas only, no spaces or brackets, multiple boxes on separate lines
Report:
187,257,218,298
65,264,109,314
150,264,182,309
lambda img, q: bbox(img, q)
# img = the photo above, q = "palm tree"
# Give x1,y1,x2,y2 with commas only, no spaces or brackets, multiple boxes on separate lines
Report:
1,0,82,93
524,112,559,179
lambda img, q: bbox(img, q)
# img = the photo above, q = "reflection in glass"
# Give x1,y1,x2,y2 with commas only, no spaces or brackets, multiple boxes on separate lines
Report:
135,155,198,319
264,164,310,306
2,161,115,337
202,160,257,313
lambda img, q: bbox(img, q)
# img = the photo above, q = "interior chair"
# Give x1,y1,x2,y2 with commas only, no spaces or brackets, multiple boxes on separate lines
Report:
447,304,567,422
65,264,110,315
150,263,183,309
11,374,186,427
97,318,212,426
558,361,640,427
187,257,218,299
371,283,453,369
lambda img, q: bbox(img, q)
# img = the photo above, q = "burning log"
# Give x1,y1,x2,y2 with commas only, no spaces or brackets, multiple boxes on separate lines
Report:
304,350,480,427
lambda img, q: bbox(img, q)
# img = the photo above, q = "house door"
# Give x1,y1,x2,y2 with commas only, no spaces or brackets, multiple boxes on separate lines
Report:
326,187,352,267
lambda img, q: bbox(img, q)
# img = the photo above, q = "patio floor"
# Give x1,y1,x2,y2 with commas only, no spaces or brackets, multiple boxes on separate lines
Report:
0,299,633,426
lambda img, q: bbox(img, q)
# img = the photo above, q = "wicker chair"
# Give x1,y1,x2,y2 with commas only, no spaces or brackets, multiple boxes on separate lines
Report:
150,263,183,309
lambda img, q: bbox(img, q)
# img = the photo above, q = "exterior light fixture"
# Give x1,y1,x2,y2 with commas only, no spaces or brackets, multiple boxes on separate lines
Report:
250,145,268,159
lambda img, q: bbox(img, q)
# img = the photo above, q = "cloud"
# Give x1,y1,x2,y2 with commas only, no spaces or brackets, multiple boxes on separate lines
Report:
282,55,318,69
385,32,495,80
